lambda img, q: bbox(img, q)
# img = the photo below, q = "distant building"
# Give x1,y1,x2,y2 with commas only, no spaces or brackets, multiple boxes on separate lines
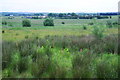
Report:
38,16,47,18
10,15,13,16
8,15,14,19
25,16,47,19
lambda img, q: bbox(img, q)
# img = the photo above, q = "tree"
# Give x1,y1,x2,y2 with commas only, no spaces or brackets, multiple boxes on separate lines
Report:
71,13,77,16
48,13,53,17
59,13,64,18
48,13,57,17
34,13,40,16
43,18,54,26
22,19,31,27
2,21,7,25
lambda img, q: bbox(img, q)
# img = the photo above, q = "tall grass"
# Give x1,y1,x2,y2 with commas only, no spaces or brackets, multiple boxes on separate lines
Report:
2,35,118,78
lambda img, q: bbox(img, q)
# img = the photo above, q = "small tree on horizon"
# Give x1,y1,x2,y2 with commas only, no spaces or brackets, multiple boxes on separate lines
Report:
22,19,31,27
43,18,54,26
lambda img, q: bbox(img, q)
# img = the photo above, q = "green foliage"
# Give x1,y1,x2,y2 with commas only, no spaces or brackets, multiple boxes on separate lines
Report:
96,54,118,78
8,23,14,27
2,16,118,78
113,21,118,25
43,18,54,26
25,35,29,39
17,56,31,73
92,25,105,39
31,55,50,77
2,68,13,77
91,34,118,54
88,22,94,25
22,19,31,27
83,25,87,30
2,21,7,25
61,22,65,24
106,20,113,28
2,35,118,78
72,49,93,78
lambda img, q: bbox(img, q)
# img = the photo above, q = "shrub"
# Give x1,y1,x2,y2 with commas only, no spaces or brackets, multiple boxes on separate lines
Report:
83,25,87,30
88,22,94,25
113,22,118,25
96,61,111,78
43,18,54,26
72,49,93,78
61,22,65,24
2,68,14,77
92,25,104,39
113,22,118,27
18,57,31,73
2,41,17,69
96,54,118,78
25,35,29,39
102,34,118,54
31,53,50,77
2,21,7,25
16,33,19,36
106,21,112,28
2,30,5,33
8,23,13,27
22,19,31,27
49,64,67,78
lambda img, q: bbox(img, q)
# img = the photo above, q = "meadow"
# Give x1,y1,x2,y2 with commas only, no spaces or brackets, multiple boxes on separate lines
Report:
2,16,119,78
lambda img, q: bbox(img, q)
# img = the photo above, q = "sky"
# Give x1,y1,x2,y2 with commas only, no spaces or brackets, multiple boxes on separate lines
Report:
0,0,120,13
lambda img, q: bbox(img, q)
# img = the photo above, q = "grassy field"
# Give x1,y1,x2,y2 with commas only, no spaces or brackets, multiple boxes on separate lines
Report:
2,16,118,27
2,16,118,41
2,16,119,78
2,27,118,41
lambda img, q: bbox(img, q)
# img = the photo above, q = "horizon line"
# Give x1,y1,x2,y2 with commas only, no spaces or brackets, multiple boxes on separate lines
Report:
0,11,118,13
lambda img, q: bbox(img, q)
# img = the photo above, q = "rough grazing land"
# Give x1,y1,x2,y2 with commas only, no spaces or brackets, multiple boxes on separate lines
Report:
2,16,119,78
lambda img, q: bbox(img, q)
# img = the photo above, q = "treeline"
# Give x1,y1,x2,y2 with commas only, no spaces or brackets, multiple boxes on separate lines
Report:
47,13,112,19
2,12,118,16
99,12,118,16
2,12,118,19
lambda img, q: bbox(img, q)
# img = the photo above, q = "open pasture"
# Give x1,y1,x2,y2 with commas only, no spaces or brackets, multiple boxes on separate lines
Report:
2,16,118,41
2,16,118,27
2,15,119,78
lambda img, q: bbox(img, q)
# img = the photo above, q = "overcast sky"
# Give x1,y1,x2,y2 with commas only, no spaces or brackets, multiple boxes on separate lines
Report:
0,0,119,13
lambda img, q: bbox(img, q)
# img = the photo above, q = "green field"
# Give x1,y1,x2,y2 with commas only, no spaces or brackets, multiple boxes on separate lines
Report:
2,16,118,27
2,16,119,78
2,16,118,41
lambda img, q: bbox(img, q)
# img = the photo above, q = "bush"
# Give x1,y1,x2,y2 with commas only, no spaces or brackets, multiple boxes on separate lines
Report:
31,47,50,77
92,25,104,39
8,23,13,27
113,22,118,25
25,35,29,39
43,18,54,26
106,21,112,28
2,21,7,25
17,57,30,73
96,54,118,78
2,30,5,33
2,41,17,70
72,49,93,78
88,22,94,25
61,22,65,24
22,19,31,27
83,25,87,30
